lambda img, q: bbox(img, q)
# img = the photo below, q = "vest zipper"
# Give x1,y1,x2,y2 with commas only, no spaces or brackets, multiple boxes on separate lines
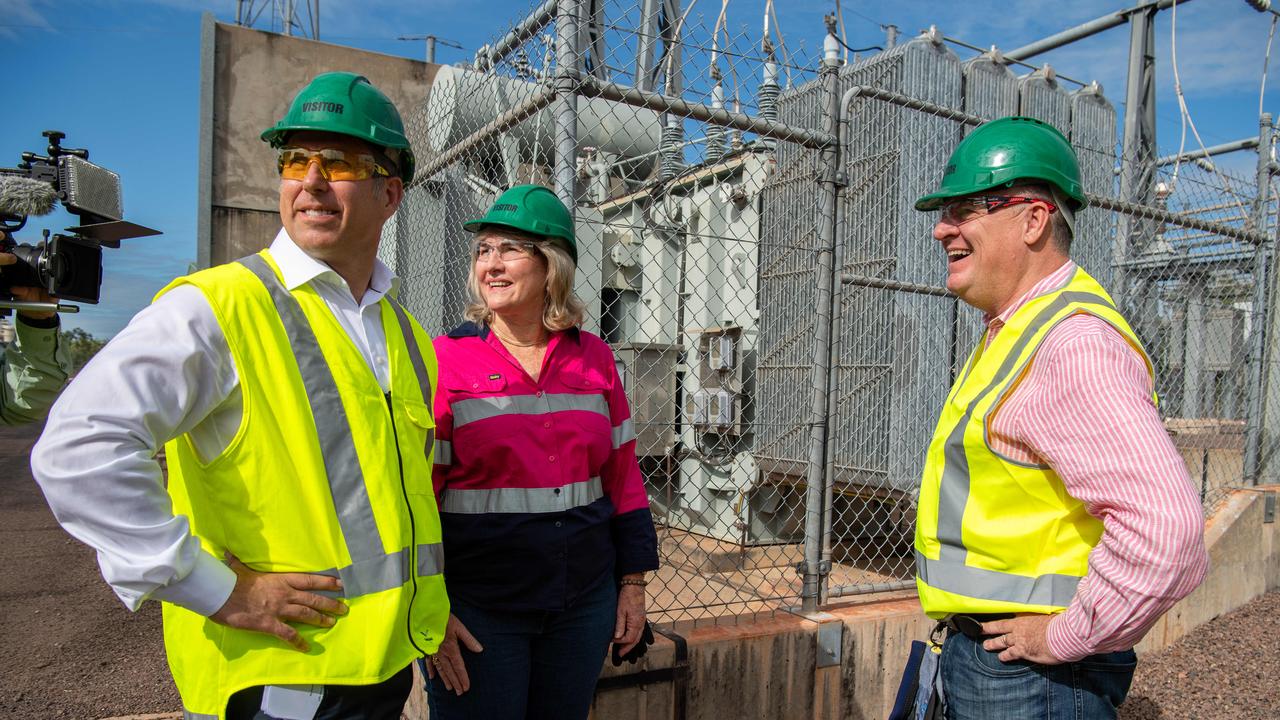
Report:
386,391,427,655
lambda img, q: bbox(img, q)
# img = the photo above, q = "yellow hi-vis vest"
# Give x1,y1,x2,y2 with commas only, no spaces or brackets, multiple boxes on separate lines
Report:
155,252,448,719
915,266,1153,618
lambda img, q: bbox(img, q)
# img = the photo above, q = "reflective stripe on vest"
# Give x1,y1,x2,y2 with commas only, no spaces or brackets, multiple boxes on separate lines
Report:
238,255,442,596
452,392,608,428
184,711,218,720
919,288,1120,609
387,297,436,458
441,476,604,514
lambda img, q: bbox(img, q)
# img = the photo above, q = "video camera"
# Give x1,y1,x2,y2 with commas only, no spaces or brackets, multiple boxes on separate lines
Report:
0,130,160,314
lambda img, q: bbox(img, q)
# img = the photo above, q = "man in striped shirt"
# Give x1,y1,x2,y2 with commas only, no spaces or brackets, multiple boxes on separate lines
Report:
912,117,1208,720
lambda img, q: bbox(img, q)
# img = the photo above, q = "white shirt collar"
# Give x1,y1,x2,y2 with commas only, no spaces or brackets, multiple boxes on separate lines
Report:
266,228,399,299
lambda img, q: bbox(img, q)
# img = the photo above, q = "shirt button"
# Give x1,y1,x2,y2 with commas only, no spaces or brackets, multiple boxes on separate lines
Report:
554,488,561,495
543,421,552,429
472,382,479,389
536,390,544,397
548,455,556,462
555,521,563,528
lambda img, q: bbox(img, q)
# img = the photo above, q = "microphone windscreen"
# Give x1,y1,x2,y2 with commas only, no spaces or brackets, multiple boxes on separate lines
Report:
0,175,57,217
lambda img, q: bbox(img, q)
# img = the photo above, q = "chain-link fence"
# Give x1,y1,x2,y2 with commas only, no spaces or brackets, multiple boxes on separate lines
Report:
383,0,1278,626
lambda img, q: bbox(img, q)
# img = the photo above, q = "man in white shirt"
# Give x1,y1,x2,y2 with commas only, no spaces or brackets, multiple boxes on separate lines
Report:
31,72,448,720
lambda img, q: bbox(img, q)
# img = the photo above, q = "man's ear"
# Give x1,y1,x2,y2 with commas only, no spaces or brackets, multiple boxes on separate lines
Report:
1022,203,1054,248
383,177,405,214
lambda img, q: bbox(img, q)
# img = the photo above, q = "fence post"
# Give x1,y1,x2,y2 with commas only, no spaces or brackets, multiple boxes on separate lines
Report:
554,0,580,208
1243,113,1274,486
1114,6,1158,304
800,34,842,613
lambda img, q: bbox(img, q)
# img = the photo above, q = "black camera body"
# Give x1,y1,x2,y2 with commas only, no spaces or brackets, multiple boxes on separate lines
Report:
0,131,159,307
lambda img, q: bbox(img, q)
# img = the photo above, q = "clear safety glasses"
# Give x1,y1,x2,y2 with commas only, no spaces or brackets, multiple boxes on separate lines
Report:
938,195,1058,227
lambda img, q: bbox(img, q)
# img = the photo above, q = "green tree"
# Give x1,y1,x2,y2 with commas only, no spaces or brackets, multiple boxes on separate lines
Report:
62,327,107,371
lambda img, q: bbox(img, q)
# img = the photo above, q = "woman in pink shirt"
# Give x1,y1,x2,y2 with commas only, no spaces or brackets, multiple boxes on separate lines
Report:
422,185,659,720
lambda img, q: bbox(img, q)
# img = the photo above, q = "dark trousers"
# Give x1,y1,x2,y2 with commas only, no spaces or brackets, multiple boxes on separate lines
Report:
425,577,618,720
940,630,1137,720
225,663,413,720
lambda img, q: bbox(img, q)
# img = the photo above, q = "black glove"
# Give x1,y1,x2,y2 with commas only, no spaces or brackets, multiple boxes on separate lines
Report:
610,620,655,666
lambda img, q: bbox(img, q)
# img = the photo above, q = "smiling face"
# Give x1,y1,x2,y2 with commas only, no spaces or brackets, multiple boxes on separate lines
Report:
278,131,402,267
932,191,1059,316
472,226,550,322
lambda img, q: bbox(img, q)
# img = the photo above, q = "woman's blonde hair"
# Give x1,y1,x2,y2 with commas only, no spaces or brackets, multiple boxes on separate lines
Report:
464,229,586,331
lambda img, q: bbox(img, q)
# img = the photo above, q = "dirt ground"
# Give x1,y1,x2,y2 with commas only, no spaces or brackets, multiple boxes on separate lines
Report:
3,419,1278,719
0,422,179,719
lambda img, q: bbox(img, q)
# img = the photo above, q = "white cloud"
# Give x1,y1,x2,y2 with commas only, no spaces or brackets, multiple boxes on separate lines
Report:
0,0,52,38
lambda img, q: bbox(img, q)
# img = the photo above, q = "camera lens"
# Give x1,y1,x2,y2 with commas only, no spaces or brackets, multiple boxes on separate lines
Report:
45,249,71,287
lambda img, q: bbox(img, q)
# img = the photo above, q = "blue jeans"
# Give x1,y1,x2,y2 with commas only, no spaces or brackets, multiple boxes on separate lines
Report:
425,577,617,720
941,630,1137,720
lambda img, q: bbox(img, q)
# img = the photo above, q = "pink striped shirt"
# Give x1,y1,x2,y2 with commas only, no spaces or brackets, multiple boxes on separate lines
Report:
984,261,1209,662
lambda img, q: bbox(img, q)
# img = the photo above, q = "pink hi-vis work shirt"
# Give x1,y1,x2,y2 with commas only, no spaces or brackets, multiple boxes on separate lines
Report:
432,323,659,611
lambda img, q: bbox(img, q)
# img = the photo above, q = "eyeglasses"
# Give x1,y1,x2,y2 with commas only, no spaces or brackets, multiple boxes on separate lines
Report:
937,195,1057,226
473,238,541,262
277,147,391,182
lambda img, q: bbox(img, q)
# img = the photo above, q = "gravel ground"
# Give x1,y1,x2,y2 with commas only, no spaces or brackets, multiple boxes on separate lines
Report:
3,420,1278,719
1120,591,1280,720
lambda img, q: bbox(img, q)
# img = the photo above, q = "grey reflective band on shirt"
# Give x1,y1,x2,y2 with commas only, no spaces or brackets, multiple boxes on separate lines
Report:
184,711,218,720
441,476,604,514
434,439,453,465
452,393,609,428
612,419,635,449
929,288,1115,603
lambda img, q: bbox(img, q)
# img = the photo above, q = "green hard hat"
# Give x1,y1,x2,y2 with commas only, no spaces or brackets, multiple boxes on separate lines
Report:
260,71,416,183
915,116,1086,212
464,184,578,264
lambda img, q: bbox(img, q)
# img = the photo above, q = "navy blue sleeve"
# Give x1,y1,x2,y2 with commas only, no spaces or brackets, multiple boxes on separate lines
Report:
612,506,659,576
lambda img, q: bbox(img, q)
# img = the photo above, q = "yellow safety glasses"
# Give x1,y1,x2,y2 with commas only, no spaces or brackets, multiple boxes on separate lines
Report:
276,147,391,182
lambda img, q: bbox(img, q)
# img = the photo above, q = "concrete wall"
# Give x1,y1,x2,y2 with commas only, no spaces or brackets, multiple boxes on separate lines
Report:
404,485,1278,720
198,17,437,268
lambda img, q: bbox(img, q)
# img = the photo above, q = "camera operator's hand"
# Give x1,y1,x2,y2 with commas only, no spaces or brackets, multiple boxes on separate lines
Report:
1,252,58,321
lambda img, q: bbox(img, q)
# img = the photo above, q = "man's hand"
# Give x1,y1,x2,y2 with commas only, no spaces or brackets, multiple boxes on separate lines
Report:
1,252,58,321
981,614,1063,665
425,613,483,694
208,554,348,652
612,578,647,656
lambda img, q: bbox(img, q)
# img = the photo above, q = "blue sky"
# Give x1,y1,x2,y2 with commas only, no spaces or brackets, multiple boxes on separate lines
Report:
2,0,1276,337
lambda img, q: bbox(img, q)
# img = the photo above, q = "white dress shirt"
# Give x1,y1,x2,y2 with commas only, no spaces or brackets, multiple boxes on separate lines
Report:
30,229,398,617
